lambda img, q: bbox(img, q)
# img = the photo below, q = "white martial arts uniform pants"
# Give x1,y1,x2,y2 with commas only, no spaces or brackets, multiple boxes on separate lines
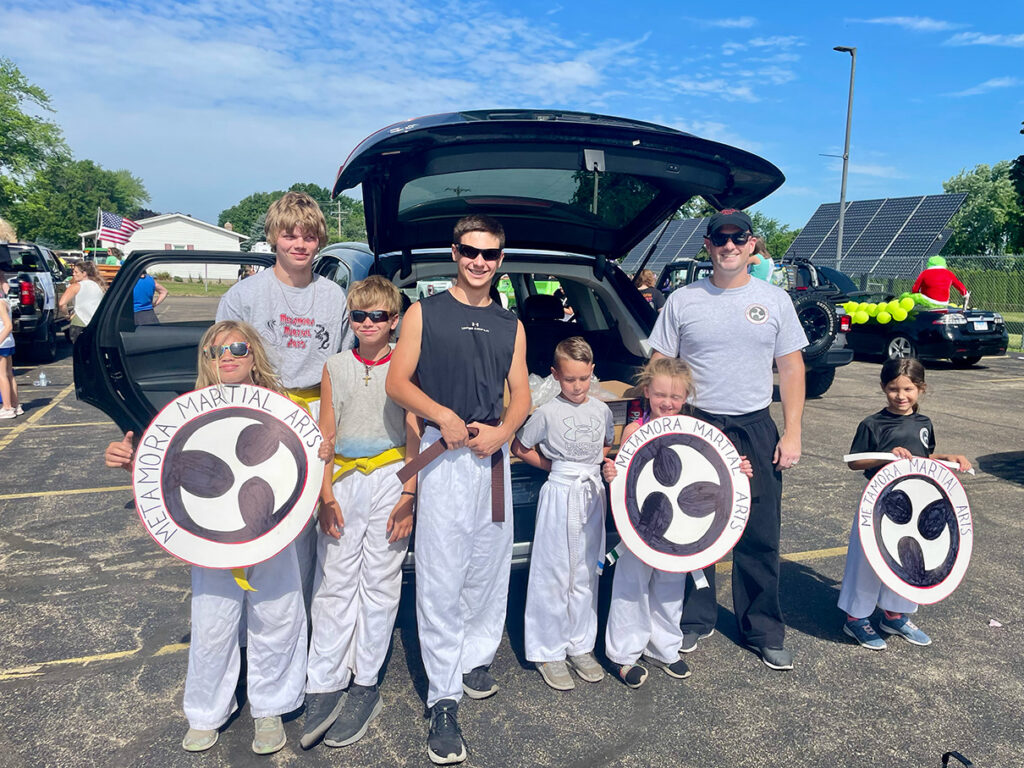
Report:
307,463,407,692
837,512,918,619
604,549,686,666
524,461,605,663
184,544,307,730
415,427,513,707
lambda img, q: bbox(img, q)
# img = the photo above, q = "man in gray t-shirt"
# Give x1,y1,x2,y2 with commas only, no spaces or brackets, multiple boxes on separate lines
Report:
648,208,807,671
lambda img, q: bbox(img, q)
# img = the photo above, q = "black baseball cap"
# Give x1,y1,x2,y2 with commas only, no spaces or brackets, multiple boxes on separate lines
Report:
706,209,753,236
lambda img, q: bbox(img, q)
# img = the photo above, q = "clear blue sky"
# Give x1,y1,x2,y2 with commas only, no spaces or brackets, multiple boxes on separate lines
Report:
4,0,1023,232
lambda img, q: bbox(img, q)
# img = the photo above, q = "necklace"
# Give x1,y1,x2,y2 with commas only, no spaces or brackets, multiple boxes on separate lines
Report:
275,273,317,318
352,348,393,387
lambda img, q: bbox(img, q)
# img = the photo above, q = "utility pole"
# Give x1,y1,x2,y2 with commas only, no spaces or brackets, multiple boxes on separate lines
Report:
833,46,857,271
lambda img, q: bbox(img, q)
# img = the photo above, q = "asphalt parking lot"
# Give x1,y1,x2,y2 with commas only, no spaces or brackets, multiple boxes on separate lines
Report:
1,341,1022,768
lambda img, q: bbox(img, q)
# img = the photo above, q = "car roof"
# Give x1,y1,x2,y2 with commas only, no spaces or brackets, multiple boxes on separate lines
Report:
332,109,785,259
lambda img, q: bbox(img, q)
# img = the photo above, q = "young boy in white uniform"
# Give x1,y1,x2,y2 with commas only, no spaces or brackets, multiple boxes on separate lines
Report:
512,336,614,691
301,276,419,748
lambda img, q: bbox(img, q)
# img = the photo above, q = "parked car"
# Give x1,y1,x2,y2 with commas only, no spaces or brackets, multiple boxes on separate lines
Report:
656,255,854,397
841,294,1007,366
0,242,71,360
76,108,786,569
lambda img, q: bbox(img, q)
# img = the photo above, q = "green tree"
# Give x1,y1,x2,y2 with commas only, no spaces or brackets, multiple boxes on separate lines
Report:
219,190,279,242
941,161,1023,255
220,184,366,250
9,158,149,248
0,57,69,212
749,211,800,259
675,198,717,219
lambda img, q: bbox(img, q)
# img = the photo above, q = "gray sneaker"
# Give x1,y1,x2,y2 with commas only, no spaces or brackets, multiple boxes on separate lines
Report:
757,646,794,671
679,628,715,654
181,727,218,752
300,689,345,749
324,684,382,747
567,652,605,683
537,660,575,690
251,716,286,755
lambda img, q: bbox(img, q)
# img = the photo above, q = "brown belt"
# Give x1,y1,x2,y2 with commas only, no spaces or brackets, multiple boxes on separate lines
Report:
396,420,505,522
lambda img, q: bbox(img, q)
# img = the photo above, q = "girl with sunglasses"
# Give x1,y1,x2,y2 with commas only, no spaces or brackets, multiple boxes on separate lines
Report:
104,320,307,756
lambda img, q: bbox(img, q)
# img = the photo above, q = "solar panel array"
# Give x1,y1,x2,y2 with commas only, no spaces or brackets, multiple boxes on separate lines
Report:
619,217,708,274
786,193,966,277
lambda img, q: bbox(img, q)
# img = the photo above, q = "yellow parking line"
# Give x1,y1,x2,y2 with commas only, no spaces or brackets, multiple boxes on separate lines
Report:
0,420,112,432
0,383,75,453
0,485,131,501
2,545,851,681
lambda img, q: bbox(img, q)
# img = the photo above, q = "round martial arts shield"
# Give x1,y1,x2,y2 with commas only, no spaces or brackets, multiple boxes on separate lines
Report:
857,457,972,604
131,384,323,569
609,415,751,572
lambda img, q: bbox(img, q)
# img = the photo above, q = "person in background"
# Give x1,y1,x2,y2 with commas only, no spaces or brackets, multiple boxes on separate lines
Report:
104,247,123,266
634,269,666,311
59,261,106,342
911,256,966,308
747,239,775,283
133,270,168,325
0,270,21,419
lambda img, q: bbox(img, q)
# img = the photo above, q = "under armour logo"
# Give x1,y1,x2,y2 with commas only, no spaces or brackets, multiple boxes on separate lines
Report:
562,416,602,442
746,304,768,324
876,476,958,586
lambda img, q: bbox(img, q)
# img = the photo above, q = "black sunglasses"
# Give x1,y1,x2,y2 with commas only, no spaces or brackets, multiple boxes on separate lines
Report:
454,243,502,261
350,309,392,323
707,231,752,247
206,341,251,359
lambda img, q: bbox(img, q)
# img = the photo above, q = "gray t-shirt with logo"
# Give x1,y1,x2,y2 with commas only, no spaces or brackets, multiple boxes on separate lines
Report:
217,268,352,389
517,395,614,464
648,277,807,415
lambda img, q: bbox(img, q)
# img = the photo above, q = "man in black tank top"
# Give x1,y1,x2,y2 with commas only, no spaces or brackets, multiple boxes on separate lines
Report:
387,214,530,765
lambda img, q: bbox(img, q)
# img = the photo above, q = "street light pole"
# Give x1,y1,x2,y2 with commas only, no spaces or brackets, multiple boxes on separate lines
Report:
834,46,856,271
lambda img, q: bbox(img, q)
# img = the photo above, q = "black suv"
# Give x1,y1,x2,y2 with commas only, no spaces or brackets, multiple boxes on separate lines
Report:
75,108,786,568
657,255,853,397
0,242,70,361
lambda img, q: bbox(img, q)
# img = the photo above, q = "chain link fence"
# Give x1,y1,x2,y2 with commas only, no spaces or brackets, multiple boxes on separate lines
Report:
839,255,1024,352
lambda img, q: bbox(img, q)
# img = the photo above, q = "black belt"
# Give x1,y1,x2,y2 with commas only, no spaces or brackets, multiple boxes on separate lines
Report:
396,419,505,522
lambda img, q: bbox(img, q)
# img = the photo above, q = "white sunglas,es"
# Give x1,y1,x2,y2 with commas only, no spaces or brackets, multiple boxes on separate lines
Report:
205,341,251,359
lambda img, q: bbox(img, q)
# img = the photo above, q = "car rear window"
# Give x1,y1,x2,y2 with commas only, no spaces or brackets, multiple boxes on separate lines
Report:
398,169,658,229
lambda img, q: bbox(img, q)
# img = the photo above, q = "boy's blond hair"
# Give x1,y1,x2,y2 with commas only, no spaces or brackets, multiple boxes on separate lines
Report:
348,275,402,316
265,191,328,248
195,320,282,393
553,336,594,367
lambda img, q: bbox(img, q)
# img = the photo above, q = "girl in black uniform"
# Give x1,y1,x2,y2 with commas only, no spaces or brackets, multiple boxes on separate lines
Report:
838,358,971,650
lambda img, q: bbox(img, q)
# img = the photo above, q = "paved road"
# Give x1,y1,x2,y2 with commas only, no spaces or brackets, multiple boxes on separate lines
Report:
1,345,1022,768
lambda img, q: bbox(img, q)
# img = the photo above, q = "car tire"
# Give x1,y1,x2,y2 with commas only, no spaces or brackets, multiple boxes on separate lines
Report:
794,295,837,360
34,324,58,363
950,355,982,368
805,366,837,398
885,334,916,360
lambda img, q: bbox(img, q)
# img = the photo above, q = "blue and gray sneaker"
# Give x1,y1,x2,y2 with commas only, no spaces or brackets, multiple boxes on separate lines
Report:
843,618,887,650
879,615,932,646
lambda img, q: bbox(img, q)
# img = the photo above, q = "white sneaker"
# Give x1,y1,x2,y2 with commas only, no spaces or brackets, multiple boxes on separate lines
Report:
0,408,16,419
15,405,23,415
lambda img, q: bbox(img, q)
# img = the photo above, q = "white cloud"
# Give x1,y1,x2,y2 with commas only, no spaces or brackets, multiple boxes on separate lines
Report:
689,16,757,29
846,17,966,32
827,160,906,179
946,77,1021,97
944,31,1024,47
667,76,757,102
722,35,803,55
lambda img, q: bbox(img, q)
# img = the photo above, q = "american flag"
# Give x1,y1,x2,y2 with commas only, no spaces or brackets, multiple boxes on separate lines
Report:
98,210,142,244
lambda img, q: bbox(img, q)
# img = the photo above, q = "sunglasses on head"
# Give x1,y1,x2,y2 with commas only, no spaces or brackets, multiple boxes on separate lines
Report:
350,309,392,323
206,341,251,359
707,231,752,247
454,243,502,261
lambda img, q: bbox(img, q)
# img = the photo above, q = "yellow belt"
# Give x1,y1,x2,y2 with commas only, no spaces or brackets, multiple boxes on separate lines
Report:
333,447,406,482
286,386,321,414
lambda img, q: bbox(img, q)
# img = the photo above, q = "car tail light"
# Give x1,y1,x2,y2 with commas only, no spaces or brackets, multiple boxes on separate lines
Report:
839,314,851,332
933,313,966,326
627,398,644,424
19,280,35,307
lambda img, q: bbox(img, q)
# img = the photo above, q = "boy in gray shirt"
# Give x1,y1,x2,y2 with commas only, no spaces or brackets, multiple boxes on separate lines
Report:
512,336,614,692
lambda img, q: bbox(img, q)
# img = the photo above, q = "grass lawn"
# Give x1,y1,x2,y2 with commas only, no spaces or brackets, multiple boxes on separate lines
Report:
161,279,234,298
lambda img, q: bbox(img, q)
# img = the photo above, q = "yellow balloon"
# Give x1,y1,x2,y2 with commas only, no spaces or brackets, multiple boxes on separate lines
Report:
876,311,892,324
891,307,908,322
900,297,916,311
853,311,869,324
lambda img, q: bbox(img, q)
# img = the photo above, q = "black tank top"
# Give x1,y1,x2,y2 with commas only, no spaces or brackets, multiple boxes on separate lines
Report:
417,291,517,422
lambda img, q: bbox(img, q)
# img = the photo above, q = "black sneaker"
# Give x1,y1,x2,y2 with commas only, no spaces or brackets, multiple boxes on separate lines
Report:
323,684,382,747
300,690,345,749
462,665,498,699
427,699,467,765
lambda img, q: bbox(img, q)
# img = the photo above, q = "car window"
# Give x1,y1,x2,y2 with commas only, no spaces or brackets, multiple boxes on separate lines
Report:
320,258,352,291
398,168,659,229
123,259,260,329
